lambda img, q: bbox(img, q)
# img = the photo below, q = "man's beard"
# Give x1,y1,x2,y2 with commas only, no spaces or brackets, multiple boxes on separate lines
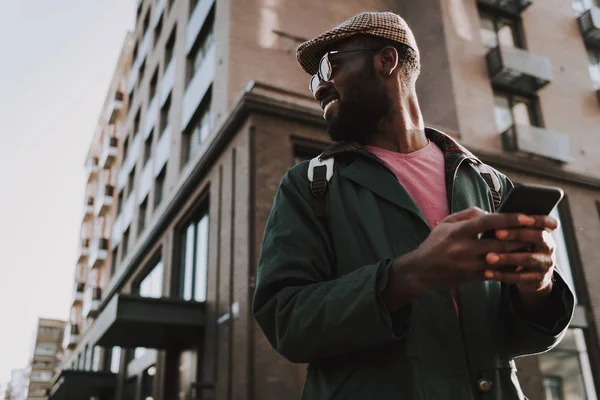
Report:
326,69,391,143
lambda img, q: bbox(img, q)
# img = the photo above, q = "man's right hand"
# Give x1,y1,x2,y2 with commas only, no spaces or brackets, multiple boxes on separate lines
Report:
382,208,538,312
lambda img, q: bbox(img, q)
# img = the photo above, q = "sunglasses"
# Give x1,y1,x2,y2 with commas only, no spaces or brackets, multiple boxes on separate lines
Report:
309,48,381,93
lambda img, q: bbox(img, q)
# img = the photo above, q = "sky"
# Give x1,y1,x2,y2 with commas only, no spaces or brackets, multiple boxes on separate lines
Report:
0,0,135,390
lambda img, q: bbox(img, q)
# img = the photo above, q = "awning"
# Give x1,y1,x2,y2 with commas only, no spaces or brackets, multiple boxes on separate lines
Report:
92,294,206,349
49,370,116,400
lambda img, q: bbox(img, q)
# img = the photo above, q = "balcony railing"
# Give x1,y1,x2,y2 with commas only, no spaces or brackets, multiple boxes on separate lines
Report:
77,238,91,262
100,136,119,170
89,238,109,269
501,124,572,164
486,45,553,94
94,185,115,217
578,7,600,48
107,91,124,124
65,323,80,349
84,287,103,319
86,157,100,182
84,197,94,219
477,0,533,14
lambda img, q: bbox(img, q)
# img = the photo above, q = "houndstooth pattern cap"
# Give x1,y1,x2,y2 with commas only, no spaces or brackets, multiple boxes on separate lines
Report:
296,11,420,75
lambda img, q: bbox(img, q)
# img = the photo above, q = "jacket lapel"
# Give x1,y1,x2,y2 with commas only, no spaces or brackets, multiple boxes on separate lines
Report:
339,156,427,224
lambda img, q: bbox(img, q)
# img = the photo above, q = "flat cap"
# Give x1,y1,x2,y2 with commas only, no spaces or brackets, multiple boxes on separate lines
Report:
296,11,419,75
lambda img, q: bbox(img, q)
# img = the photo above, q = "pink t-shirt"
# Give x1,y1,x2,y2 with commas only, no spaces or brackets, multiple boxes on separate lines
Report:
366,141,449,228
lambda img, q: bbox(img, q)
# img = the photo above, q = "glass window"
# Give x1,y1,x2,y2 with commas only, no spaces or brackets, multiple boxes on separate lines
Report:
92,346,101,372
122,227,130,261
34,344,56,356
180,211,209,302
478,11,521,50
165,27,176,66
149,69,158,101
85,344,93,371
110,347,121,373
573,0,598,16
138,196,148,236
588,48,600,90
493,92,537,133
184,91,212,163
30,371,53,382
111,245,119,275
139,259,164,298
144,130,153,166
154,165,167,209
187,20,215,82
160,95,171,135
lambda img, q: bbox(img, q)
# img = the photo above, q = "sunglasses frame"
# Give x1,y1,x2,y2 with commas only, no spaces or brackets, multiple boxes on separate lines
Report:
309,47,381,93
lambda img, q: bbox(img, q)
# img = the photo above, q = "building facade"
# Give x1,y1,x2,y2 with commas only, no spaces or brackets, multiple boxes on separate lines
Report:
26,319,65,400
52,0,600,399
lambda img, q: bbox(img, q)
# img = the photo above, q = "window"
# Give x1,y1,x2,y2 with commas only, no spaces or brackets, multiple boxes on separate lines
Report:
40,326,58,337
138,196,148,235
117,189,124,214
134,109,141,135
493,91,539,133
85,344,93,371
34,344,56,356
138,259,164,298
538,206,598,400
143,11,150,33
588,48,600,90
160,95,171,135
180,210,209,302
144,130,153,166
168,0,175,9
183,91,212,163
92,346,101,372
122,227,130,261
187,18,215,83
110,347,121,373
129,87,135,108
154,15,163,48
190,0,200,16
132,41,139,62
127,167,136,198
139,60,146,83
82,345,88,370
32,360,51,369
149,69,158,101
123,135,130,159
478,10,522,50
154,165,167,209
293,143,327,165
165,26,176,66
30,371,53,382
111,246,119,275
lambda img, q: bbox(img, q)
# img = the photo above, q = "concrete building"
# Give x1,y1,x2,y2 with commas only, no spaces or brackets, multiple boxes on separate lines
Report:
26,319,65,400
51,0,600,399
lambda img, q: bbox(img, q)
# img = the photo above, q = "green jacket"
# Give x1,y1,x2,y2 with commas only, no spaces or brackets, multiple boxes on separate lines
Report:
253,128,574,400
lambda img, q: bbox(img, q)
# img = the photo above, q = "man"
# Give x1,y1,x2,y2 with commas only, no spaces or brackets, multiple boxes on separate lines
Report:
253,12,574,400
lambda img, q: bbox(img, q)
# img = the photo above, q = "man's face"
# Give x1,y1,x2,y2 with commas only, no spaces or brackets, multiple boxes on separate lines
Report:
313,40,392,143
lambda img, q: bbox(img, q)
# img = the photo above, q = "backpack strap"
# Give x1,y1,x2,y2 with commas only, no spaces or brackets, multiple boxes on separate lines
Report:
475,163,502,211
308,155,335,218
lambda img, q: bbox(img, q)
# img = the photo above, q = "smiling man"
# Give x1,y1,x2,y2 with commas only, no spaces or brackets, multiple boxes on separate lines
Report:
253,12,574,400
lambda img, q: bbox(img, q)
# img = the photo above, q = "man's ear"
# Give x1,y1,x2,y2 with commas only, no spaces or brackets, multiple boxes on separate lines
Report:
379,46,399,77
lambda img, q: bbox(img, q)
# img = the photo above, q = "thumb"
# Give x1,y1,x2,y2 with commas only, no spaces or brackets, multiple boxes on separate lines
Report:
444,207,487,223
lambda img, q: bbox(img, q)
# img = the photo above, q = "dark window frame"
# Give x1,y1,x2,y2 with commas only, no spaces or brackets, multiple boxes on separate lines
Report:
477,6,526,50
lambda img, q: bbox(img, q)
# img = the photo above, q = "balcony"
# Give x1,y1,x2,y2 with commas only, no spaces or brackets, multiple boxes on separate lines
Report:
578,7,600,48
153,0,166,27
86,157,100,182
64,323,80,349
160,60,175,106
477,0,533,14
486,46,553,93
107,91,124,124
49,370,117,400
73,282,85,305
83,197,94,220
95,294,206,349
94,185,114,217
83,287,103,319
143,95,159,140
89,238,109,269
186,0,216,54
181,44,216,130
77,238,90,263
100,135,118,170
501,124,572,163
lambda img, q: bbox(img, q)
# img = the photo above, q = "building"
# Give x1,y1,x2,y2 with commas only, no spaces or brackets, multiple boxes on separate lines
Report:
4,369,28,400
51,0,600,399
26,319,65,400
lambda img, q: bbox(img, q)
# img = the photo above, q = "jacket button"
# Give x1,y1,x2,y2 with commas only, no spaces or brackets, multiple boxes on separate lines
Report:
478,379,492,393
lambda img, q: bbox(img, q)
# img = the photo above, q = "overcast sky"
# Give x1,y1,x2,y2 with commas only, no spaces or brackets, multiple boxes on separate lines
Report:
0,0,134,389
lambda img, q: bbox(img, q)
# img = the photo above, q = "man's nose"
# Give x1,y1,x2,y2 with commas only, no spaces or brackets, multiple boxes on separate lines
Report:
314,79,330,101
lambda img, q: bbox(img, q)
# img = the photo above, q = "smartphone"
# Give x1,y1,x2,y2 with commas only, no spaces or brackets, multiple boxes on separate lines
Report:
481,183,564,240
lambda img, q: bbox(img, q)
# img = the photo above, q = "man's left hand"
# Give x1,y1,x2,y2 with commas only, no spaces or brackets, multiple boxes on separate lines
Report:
483,215,558,309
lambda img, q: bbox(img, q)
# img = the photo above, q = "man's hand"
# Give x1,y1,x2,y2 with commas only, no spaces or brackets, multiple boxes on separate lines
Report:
483,215,558,313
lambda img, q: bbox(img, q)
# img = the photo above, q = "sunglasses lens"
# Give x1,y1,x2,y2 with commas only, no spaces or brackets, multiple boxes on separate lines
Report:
319,55,331,82
310,75,320,93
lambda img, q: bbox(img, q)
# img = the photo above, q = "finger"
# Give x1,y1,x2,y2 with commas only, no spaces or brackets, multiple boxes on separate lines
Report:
522,215,558,231
484,270,546,286
444,207,487,223
478,239,533,255
494,229,552,252
486,252,553,271
461,213,536,237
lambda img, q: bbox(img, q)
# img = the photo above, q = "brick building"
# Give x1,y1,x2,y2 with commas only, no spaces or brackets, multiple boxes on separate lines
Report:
51,0,600,399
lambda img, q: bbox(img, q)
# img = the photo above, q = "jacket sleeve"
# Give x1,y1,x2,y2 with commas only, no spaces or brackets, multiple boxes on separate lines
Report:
252,166,410,364
496,172,575,358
